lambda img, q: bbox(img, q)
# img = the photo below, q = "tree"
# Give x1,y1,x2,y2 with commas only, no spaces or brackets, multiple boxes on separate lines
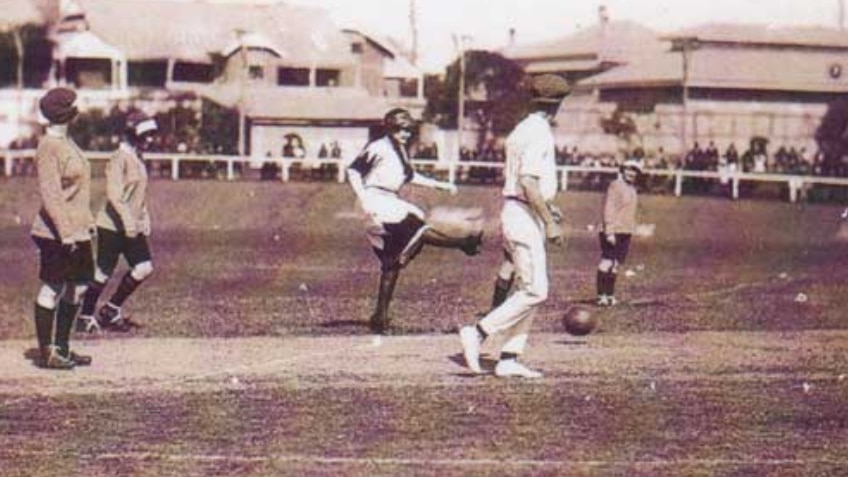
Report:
424,50,530,149
0,23,52,88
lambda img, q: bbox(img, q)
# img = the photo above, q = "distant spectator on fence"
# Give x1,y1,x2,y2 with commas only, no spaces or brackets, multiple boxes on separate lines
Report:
753,149,767,173
725,143,739,171
282,134,306,159
705,141,719,171
331,141,342,159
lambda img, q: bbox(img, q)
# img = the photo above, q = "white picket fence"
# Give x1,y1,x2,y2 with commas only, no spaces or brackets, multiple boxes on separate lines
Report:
3,149,848,203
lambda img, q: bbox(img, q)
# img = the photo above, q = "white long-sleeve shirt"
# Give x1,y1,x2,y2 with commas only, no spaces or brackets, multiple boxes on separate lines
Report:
502,112,558,204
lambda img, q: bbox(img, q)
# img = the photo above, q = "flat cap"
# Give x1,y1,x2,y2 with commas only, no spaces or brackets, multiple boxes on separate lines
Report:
530,74,570,103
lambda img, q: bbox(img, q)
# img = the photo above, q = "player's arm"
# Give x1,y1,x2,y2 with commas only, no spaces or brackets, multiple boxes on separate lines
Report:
346,147,375,204
602,181,621,244
410,172,457,194
105,151,137,236
36,143,74,243
520,174,562,245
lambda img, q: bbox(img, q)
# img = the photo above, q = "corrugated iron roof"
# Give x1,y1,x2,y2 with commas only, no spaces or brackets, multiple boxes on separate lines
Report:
503,21,666,65
74,0,355,65
578,47,848,93
1,0,47,26
667,23,848,49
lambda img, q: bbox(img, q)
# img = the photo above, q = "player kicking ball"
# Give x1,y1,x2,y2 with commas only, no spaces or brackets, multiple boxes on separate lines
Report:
78,112,157,333
347,108,483,334
596,159,642,306
459,74,569,378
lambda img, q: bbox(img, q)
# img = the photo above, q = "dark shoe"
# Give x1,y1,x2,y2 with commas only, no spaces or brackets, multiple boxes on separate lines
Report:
461,232,484,256
68,350,92,366
40,347,75,370
369,313,389,335
98,305,141,332
102,317,141,332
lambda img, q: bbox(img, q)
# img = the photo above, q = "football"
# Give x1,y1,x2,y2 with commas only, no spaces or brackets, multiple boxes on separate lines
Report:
562,305,598,336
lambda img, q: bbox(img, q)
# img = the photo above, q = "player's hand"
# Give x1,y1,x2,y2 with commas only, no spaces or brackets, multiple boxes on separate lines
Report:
605,233,616,245
140,221,151,237
546,221,563,246
547,203,563,224
61,239,78,253
841,207,848,220
442,183,458,195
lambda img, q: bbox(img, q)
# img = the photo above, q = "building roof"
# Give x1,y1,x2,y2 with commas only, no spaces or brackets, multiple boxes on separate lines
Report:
54,30,125,60
667,23,848,49
2,0,47,26
73,0,355,66
343,28,423,79
578,47,848,93
502,21,666,67
199,84,390,122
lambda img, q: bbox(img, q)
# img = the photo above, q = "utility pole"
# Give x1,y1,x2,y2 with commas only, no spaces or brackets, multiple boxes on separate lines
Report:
236,29,247,158
680,38,698,155
409,0,418,65
840,0,846,30
450,34,470,184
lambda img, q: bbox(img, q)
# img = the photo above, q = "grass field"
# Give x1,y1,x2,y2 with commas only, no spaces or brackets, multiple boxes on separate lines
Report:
1,178,847,476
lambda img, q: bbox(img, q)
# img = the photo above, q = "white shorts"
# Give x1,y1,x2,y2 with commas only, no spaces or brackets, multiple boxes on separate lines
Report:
361,188,428,270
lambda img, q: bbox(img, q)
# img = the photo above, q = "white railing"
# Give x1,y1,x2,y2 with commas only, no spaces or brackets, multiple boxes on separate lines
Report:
3,149,848,203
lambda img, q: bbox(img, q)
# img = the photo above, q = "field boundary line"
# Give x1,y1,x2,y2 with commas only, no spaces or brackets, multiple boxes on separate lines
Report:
3,449,848,469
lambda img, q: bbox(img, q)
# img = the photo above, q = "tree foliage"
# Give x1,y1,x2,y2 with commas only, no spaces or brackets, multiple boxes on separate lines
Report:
0,23,52,88
424,50,530,144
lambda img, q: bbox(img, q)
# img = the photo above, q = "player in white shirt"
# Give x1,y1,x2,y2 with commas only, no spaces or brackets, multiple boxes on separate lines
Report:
348,108,483,334
459,75,569,378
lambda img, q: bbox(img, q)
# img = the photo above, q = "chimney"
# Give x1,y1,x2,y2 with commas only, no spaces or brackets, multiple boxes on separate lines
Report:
508,28,516,47
598,5,610,24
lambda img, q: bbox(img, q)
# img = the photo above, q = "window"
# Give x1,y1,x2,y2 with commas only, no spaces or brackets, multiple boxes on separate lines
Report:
400,78,419,98
67,58,113,89
351,42,364,54
316,69,339,87
248,65,264,80
173,61,214,83
278,67,310,86
128,60,167,87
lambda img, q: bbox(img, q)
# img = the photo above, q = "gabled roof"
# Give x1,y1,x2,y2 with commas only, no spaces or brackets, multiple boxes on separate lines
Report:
343,28,422,79
502,21,666,65
54,30,125,59
667,23,848,50
579,48,848,93
1,0,47,26
73,0,355,65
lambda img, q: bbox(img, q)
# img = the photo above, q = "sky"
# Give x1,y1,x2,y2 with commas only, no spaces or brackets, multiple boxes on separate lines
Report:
235,0,845,72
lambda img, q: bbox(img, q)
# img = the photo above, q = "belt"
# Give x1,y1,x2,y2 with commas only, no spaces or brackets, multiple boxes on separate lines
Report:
366,186,399,195
505,196,529,205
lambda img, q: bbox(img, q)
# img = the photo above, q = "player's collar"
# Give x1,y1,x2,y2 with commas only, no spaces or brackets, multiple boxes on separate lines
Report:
46,124,68,138
119,142,137,154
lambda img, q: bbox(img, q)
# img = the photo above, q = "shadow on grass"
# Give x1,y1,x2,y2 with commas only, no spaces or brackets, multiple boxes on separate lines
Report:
320,319,369,329
23,347,43,368
447,352,499,376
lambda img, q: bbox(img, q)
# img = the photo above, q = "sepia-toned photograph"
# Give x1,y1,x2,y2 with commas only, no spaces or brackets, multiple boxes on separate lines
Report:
1,0,847,475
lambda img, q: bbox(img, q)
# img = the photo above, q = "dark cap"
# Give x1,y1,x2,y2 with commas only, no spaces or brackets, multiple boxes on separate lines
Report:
530,74,570,103
383,108,416,131
39,87,78,124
